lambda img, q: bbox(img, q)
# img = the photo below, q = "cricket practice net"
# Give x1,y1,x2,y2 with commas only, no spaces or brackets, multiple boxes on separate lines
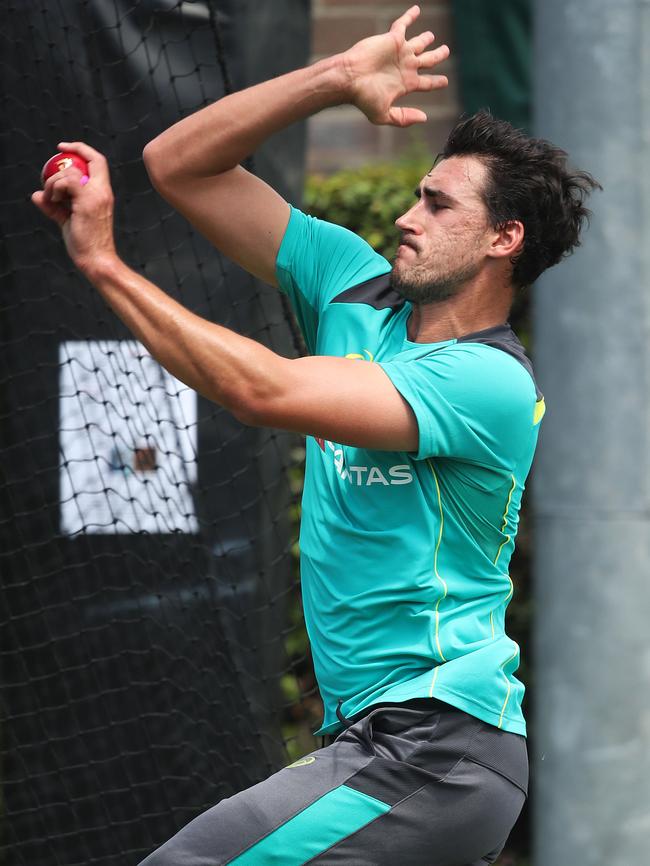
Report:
0,2,315,863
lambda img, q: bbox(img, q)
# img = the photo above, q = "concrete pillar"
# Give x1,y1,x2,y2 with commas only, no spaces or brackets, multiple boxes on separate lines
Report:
533,2,650,864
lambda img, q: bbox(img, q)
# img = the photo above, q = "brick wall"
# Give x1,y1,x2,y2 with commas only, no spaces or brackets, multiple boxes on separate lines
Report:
308,0,460,173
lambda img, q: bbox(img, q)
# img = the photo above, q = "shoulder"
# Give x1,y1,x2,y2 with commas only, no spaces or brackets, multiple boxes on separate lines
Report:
276,206,390,296
278,206,379,262
386,338,539,427
378,336,540,464
435,341,537,396
419,342,539,428
428,344,540,462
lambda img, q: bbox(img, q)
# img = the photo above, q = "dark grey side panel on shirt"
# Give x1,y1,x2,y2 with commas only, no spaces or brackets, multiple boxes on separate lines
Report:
331,272,405,311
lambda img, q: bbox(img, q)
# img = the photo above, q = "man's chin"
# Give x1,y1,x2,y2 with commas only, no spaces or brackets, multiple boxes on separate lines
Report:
390,271,458,305
391,269,431,304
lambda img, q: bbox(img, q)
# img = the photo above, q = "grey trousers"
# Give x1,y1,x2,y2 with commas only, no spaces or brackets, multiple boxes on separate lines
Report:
139,700,528,866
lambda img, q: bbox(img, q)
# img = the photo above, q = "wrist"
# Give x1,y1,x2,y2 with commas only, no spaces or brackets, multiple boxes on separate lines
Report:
309,53,355,107
336,49,360,104
78,251,124,286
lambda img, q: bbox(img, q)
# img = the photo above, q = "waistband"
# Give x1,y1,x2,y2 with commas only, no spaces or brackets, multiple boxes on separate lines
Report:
333,697,528,796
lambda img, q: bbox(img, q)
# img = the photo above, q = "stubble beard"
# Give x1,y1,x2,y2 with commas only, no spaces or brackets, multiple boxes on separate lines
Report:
390,257,481,305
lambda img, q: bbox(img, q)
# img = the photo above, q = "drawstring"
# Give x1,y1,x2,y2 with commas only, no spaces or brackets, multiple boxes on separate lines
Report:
336,698,354,729
320,698,354,749
319,701,353,750
337,698,376,753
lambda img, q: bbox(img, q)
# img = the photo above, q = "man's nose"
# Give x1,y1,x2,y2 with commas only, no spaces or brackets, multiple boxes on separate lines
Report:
395,205,421,233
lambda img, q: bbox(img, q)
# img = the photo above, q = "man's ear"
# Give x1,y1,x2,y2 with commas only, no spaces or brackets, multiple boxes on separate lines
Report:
487,220,525,261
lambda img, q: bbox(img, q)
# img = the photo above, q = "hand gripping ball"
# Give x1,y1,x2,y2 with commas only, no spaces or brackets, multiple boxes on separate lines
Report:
41,152,89,186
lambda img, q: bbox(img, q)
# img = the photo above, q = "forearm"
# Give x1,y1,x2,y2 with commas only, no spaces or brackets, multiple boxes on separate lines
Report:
143,55,349,181
84,255,286,419
78,252,419,451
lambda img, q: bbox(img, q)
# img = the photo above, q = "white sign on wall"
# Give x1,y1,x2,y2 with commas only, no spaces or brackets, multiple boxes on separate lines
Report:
59,341,198,535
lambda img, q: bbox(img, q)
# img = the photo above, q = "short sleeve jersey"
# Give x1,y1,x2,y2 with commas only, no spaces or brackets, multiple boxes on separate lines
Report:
276,206,545,737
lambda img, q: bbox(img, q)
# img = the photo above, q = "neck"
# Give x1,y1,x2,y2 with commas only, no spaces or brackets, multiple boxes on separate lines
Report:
405,275,514,343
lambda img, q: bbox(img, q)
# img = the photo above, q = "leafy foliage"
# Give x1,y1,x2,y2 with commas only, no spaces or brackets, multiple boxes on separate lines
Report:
304,159,432,261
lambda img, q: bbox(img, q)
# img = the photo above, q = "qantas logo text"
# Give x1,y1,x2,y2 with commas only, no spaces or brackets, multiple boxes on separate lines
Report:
315,438,413,486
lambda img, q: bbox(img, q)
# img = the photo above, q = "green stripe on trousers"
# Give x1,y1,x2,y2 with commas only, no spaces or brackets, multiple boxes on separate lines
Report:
227,784,390,865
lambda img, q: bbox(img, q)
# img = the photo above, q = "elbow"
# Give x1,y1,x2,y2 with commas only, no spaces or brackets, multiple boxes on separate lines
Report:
215,356,293,430
142,138,168,190
143,135,186,192
143,136,205,197
229,382,292,431
226,388,275,430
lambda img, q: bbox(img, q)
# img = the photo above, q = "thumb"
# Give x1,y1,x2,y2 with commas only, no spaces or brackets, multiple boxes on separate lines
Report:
388,106,428,127
31,190,70,228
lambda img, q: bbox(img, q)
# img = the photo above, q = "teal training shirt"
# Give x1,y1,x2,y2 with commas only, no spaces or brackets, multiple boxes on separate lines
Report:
276,206,544,737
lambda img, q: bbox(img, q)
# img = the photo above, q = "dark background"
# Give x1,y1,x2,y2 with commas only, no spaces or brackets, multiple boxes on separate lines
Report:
0,2,310,863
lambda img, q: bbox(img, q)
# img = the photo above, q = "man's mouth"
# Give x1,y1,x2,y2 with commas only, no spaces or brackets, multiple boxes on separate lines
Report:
398,236,418,253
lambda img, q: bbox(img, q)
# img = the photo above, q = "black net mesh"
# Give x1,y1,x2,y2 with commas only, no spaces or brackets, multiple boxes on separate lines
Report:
0,1,316,863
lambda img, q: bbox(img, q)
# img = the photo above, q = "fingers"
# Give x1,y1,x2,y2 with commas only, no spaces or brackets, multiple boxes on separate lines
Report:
35,140,112,214
386,66,448,126
31,189,70,228
417,44,451,68
43,169,87,204
390,5,421,38
57,140,111,183
416,73,449,92
33,152,98,226
409,30,435,55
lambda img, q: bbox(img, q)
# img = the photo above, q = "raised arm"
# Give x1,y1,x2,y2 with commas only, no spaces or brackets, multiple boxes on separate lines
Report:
31,7,451,454
142,5,449,286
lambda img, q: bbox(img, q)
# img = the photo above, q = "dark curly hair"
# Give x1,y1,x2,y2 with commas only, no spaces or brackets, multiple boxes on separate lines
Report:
442,110,601,290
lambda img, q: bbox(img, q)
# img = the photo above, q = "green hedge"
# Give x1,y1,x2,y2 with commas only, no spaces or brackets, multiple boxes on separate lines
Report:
304,158,432,260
